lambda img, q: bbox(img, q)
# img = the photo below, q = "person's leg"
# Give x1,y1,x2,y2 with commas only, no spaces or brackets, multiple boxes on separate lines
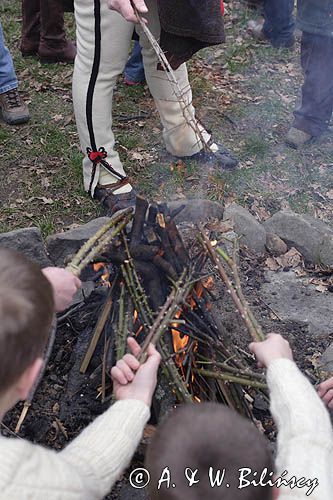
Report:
292,32,333,137
137,0,236,165
262,0,295,48
0,21,29,124
73,0,133,196
20,0,40,57
39,0,76,64
124,40,145,85
0,21,17,94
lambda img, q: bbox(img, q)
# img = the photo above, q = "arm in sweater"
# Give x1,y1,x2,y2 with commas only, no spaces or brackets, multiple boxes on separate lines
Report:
0,399,149,500
267,359,333,499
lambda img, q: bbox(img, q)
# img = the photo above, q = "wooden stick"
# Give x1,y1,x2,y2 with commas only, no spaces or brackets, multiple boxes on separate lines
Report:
194,369,268,390
80,284,115,374
199,228,265,342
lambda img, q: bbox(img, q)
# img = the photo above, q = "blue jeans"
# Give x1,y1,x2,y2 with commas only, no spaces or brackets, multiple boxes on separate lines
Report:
0,21,18,94
124,40,145,84
263,0,295,47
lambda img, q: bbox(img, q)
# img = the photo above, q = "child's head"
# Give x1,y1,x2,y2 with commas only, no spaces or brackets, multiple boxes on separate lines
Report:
146,402,276,500
0,248,54,413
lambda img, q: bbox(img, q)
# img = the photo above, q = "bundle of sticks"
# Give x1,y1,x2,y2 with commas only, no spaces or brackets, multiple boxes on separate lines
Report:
16,196,268,432
68,196,267,417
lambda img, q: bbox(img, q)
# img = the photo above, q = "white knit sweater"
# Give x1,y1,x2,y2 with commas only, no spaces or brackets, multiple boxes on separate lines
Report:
268,359,333,499
0,399,150,499
0,360,332,499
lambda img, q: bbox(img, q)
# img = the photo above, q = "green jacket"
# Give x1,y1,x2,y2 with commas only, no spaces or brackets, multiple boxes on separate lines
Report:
297,0,333,37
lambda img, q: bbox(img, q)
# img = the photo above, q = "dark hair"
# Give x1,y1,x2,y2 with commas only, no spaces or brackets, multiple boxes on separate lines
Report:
0,248,54,394
146,402,274,500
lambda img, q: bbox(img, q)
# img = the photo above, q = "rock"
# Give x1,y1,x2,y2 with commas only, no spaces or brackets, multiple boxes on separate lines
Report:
0,227,50,267
118,484,148,500
220,230,238,257
70,281,95,306
223,203,266,254
46,217,111,266
167,199,223,223
320,343,333,373
264,211,333,265
261,270,333,337
265,232,288,256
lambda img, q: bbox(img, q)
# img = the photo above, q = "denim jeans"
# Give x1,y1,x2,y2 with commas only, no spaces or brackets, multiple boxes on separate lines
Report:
0,21,18,94
124,40,145,84
293,32,333,136
263,0,295,47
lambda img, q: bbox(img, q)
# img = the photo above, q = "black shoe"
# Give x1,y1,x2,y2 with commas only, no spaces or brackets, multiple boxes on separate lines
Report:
183,143,239,170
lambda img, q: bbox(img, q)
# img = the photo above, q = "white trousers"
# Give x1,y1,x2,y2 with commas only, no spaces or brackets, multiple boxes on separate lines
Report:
73,0,207,195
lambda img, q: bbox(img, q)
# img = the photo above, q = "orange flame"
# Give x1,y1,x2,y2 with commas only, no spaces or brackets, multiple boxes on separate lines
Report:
171,309,188,365
93,262,110,285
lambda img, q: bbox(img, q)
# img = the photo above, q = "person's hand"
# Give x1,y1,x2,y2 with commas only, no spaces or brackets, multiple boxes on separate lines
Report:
42,267,82,312
107,0,148,23
249,333,293,369
318,377,333,409
111,337,161,406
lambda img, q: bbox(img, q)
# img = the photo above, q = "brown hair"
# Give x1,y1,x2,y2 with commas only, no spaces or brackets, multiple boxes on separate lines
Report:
146,403,274,500
0,248,54,394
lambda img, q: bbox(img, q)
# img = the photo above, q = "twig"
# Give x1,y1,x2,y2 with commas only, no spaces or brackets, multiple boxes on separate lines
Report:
194,369,268,390
66,210,133,276
199,228,265,342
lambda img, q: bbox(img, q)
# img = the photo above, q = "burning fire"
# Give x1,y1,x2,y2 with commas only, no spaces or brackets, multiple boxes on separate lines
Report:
171,309,188,365
93,263,111,285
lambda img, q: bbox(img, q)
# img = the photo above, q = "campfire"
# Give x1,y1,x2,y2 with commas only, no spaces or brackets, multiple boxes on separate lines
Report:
16,196,268,430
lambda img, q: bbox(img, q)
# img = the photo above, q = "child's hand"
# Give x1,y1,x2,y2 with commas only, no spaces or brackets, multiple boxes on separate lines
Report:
249,333,293,369
318,377,333,409
42,267,82,312
111,337,161,407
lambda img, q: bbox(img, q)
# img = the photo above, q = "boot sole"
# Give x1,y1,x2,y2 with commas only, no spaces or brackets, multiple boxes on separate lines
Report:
0,110,30,126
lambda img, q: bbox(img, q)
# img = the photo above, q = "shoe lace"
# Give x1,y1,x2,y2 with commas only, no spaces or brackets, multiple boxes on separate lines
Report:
5,89,22,109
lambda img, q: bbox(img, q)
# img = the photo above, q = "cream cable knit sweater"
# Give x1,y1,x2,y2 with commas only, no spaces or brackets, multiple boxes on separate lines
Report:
0,360,332,499
0,399,150,499
268,359,333,499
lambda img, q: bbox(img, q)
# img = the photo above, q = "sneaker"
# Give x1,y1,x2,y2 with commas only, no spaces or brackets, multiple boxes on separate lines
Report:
247,19,266,41
0,88,30,125
285,127,313,149
124,76,145,86
182,143,239,170
248,19,294,48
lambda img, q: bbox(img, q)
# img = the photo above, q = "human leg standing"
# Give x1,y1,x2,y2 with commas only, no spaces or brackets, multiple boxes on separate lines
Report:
73,0,134,198
263,0,295,47
20,0,40,57
0,21,29,125
287,32,333,146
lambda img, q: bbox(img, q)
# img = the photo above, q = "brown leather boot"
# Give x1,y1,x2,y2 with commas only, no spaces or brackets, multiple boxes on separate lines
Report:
20,0,40,57
38,0,76,64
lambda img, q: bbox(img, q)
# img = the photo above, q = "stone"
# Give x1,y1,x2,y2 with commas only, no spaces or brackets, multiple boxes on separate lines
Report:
320,343,333,373
264,211,333,265
0,227,50,267
167,199,223,224
70,280,95,306
265,232,288,256
223,203,266,254
46,217,111,266
261,270,333,337
118,484,148,500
